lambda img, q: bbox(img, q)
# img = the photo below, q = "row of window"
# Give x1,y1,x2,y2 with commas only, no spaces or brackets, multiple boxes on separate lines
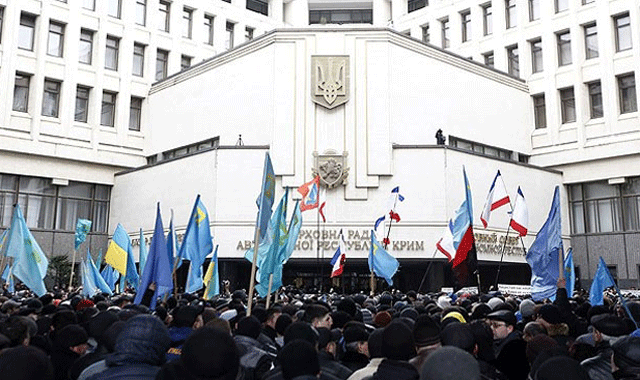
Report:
448,136,529,163
420,7,632,65
531,73,637,128
569,178,640,234
12,73,144,131
7,9,255,66
0,174,110,233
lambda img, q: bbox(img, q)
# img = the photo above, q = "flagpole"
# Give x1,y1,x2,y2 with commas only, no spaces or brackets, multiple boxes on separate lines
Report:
69,248,78,290
417,248,440,293
370,270,375,296
247,226,260,316
265,274,274,309
319,213,325,293
316,203,320,293
493,223,513,289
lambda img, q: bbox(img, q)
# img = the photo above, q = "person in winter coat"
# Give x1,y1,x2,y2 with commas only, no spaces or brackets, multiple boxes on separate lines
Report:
166,305,203,362
85,314,171,380
487,310,529,380
581,314,629,380
51,324,89,380
370,321,419,380
611,336,640,380
317,328,353,380
234,316,277,380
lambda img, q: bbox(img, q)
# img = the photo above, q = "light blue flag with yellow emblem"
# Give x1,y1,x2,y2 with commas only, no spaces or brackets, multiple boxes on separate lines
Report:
75,219,92,250
84,248,112,296
255,189,288,297
1,263,15,293
178,195,213,265
369,230,399,286
564,248,575,297
589,257,615,306
203,245,220,300
5,204,48,296
167,213,181,271
282,200,302,264
101,265,119,291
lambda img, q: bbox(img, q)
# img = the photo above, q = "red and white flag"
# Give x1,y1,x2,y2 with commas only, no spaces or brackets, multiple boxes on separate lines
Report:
298,176,319,212
318,188,327,222
480,170,510,228
330,229,347,277
510,187,528,236
436,220,455,262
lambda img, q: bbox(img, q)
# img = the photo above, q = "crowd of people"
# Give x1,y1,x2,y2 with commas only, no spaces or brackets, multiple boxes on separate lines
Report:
0,279,638,380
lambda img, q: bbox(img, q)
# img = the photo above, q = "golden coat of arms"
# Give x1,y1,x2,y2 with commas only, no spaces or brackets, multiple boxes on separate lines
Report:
311,56,350,109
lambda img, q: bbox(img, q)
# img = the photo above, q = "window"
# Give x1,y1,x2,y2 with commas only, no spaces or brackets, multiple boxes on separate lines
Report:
47,21,65,57
135,0,146,26
247,0,269,16
13,73,30,112
182,8,193,39
226,21,235,50
75,86,90,123
158,1,170,32
101,91,116,127
582,0,594,4
108,0,121,18
204,15,214,45
555,0,568,13
569,182,623,234
0,7,4,44
621,178,640,231
482,4,492,36
79,29,93,64
245,26,254,41
529,0,539,21
483,51,494,67
532,94,546,129
461,10,471,42
560,87,576,123
448,136,514,160
18,13,36,51
105,36,119,71
308,10,373,24
133,43,145,77
421,24,429,43
441,18,449,48
156,49,169,81
587,81,603,119
42,79,61,118
584,23,598,59
83,0,95,10
531,38,543,73
56,181,111,233
129,97,143,131
18,177,56,230
505,0,516,29
408,0,427,13
614,14,632,52
618,73,637,114
557,30,572,66
507,45,519,77
181,55,192,70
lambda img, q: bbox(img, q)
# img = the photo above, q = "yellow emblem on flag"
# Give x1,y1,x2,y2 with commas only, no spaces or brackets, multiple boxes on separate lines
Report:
195,207,206,225
104,240,128,275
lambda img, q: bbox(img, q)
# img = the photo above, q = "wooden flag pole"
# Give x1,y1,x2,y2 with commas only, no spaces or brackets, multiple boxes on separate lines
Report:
265,273,274,309
69,248,78,290
369,271,376,296
247,226,261,316
558,249,565,280
494,222,513,289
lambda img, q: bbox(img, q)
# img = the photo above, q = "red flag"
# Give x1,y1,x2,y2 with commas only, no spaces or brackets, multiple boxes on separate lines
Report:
298,176,319,212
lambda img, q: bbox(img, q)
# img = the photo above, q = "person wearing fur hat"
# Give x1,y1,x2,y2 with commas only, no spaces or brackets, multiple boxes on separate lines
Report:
611,336,640,380
487,310,529,380
409,315,441,372
50,324,89,380
341,324,371,372
536,304,572,349
370,321,419,380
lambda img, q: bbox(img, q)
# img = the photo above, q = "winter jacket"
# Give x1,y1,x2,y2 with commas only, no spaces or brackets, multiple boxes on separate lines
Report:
235,335,276,380
166,326,193,362
318,351,353,380
370,359,419,380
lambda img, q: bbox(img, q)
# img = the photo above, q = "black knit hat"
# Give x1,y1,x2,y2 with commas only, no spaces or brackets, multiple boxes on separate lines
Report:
181,327,240,380
236,316,262,340
441,322,475,353
283,322,319,346
343,325,369,344
381,321,416,361
421,346,480,380
279,340,320,380
535,356,590,380
56,325,88,348
172,305,201,328
538,305,562,325
413,314,440,347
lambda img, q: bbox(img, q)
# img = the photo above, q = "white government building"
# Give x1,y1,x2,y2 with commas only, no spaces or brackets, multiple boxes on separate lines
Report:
0,0,638,292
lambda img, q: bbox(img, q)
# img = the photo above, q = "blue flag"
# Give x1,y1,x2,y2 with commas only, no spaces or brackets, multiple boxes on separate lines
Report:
369,231,399,286
589,257,615,306
139,229,148,278
101,265,119,291
255,189,288,297
167,214,181,271
5,204,48,296
1,263,15,293
526,186,563,301
178,195,213,265
186,261,204,293
135,204,173,309
75,219,92,250
81,258,98,297
95,248,103,268
203,246,220,300
283,200,302,264
86,249,113,295
564,248,575,297
256,152,276,237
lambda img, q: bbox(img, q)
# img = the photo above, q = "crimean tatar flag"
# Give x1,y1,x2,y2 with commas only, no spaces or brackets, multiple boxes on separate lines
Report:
480,171,510,228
